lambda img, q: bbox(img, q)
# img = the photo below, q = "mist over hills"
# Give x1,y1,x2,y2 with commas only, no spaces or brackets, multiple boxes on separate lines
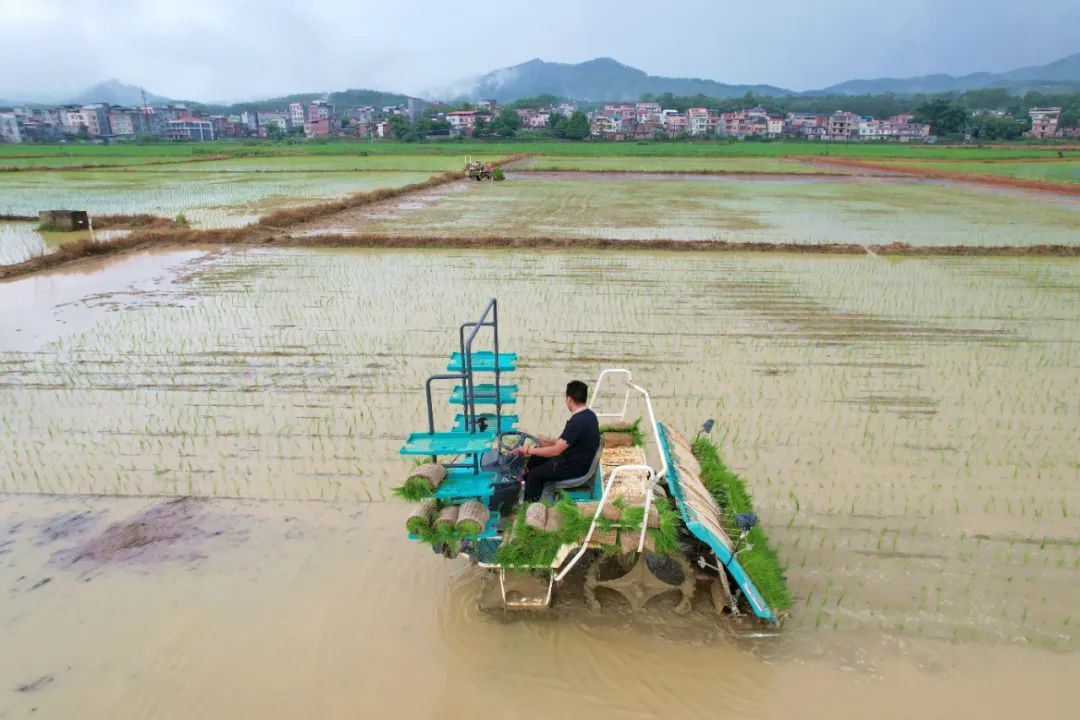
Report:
5,52,1079,110
430,57,790,102
443,54,1080,100
817,51,1080,96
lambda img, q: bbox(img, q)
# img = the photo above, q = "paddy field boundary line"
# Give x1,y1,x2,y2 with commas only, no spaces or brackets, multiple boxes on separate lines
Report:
4,151,1080,281
797,156,1080,196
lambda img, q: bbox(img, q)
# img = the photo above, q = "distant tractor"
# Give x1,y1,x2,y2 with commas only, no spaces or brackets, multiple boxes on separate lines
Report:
464,159,494,181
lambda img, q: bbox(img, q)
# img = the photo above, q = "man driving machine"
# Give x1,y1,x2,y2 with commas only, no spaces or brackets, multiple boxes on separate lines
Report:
512,380,601,501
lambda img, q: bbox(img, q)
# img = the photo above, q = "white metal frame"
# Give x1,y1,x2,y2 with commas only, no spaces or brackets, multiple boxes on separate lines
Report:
552,368,668,582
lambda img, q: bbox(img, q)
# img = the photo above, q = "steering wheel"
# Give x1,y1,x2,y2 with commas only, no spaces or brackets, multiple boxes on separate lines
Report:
497,430,541,457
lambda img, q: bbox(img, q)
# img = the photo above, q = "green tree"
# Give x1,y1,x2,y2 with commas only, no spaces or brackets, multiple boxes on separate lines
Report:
389,114,410,140
265,123,286,141
913,98,968,136
563,111,589,140
967,115,1027,140
960,88,1015,110
498,108,521,131
549,113,568,138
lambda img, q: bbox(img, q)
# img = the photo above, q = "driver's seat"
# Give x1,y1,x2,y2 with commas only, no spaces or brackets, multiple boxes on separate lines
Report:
540,442,604,503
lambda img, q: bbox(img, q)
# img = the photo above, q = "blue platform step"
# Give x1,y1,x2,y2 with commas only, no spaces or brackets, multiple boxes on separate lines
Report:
399,430,495,456
449,384,517,406
448,351,517,373
434,467,497,500
453,413,518,433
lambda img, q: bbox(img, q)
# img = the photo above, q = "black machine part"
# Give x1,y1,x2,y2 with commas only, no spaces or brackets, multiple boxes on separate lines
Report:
484,430,540,514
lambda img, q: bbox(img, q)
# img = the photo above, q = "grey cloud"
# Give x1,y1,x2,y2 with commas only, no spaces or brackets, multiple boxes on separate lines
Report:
1,0,1077,102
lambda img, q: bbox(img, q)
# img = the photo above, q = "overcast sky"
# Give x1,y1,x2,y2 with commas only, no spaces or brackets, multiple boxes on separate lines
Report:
2,0,1078,101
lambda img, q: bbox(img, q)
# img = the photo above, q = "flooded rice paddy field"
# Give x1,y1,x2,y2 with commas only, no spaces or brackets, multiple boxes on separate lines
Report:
516,155,842,174
0,222,123,266
0,169,437,230
880,159,1080,184
1,246,1078,710
134,153,504,173
347,172,1080,246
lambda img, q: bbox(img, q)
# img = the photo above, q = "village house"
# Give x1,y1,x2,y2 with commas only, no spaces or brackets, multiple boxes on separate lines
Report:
827,111,860,140
884,115,931,141
167,116,214,141
662,110,688,135
107,108,136,136
309,100,334,123
346,107,376,125
635,102,661,125
556,102,577,118
766,116,784,138
304,118,331,137
1025,107,1061,138
527,110,551,128
255,110,290,135
687,107,710,136
446,110,477,136
289,102,308,127
589,114,618,137
0,112,22,143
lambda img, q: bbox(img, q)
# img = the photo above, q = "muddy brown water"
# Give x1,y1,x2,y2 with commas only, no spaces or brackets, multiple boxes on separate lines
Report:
2,495,1077,719
1,247,1078,718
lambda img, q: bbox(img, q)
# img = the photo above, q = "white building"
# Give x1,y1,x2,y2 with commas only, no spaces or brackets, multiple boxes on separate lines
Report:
58,107,85,134
289,102,307,127
167,117,215,141
0,113,22,143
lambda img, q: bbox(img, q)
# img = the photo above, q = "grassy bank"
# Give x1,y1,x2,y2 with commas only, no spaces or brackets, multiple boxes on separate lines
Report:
2,138,1076,165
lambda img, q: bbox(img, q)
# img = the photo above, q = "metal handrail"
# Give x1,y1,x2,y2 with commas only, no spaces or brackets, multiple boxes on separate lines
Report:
554,463,655,582
588,368,668,482
415,299,500,472
456,298,501,437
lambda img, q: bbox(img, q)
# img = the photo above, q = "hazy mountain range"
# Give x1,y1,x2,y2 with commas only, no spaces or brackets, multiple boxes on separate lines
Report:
3,52,1079,109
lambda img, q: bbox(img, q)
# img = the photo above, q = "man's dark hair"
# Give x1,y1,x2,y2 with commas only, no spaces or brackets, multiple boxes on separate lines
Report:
566,380,588,405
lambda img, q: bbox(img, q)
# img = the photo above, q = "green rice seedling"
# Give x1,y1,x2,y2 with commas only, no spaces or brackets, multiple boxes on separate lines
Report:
692,435,792,611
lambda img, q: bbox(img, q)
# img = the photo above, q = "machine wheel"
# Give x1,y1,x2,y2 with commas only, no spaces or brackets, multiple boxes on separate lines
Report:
584,552,695,614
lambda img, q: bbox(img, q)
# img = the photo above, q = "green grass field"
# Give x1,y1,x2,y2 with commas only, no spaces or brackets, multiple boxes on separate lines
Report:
2,138,1076,167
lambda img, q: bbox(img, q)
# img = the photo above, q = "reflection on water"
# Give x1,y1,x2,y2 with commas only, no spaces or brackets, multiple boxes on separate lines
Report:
0,221,130,266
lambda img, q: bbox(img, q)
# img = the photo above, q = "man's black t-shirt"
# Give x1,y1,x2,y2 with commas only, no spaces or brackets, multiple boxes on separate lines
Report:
559,408,601,473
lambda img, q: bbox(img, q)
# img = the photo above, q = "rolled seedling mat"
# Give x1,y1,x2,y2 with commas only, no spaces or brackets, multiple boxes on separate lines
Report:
619,529,646,554
409,463,446,491
543,509,563,533
525,502,548,531
640,532,657,553
601,422,633,432
456,500,490,536
406,498,437,534
601,432,633,448
646,506,660,529
577,501,621,522
587,528,618,547
435,505,459,530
